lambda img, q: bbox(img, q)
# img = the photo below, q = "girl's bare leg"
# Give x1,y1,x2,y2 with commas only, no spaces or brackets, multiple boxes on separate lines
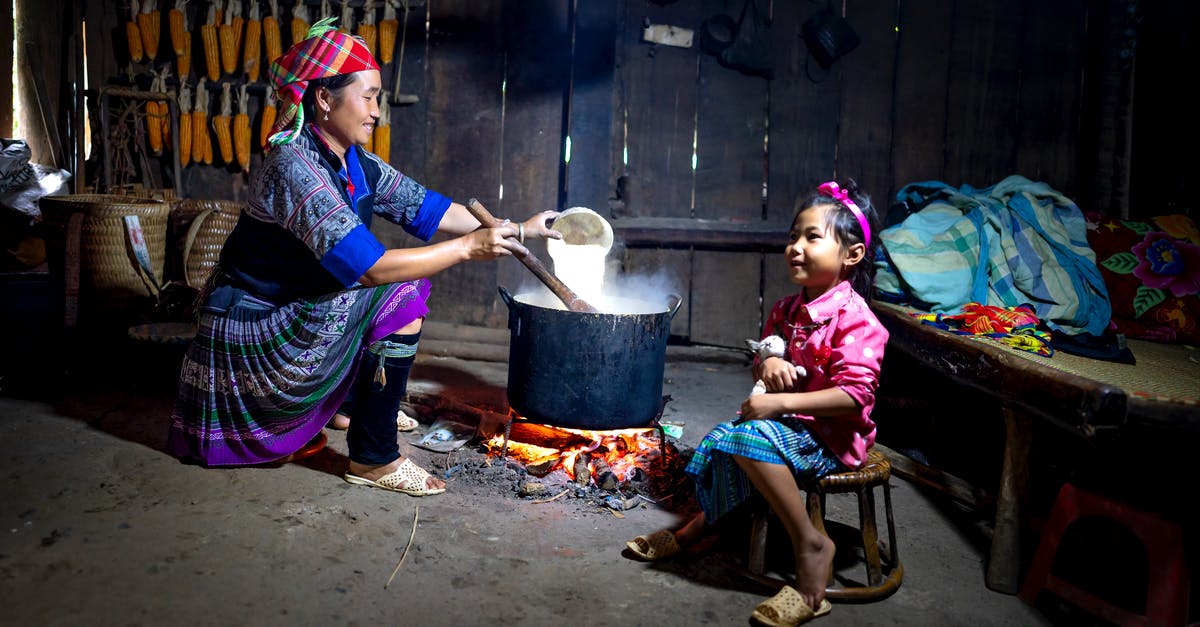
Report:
735,455,834,611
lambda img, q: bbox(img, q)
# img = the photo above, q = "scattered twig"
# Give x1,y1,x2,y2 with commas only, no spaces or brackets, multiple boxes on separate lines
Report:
384,506,419,589
531,488,571,504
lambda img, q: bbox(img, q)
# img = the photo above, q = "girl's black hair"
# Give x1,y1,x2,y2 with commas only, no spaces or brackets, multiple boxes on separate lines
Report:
300,73,358,122
793,178,880,298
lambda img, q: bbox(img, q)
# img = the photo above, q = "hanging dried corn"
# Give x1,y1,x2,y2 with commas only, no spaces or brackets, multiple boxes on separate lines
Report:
263,0,283,66
193,79,212,164
213,82,234,165
291,0,310,47
243,0,262,81
234,84,252,172
126,0,145,63
337,0,353,36
169,0,191,78
201,5,221,81
212,0,224,25
145,89,164,156
259,88,277,148
372,92,390,163
145,69,170,156
138,0,161,61
178,83,193,166
357,0,377,61
378,0,398,65
219,0,244,76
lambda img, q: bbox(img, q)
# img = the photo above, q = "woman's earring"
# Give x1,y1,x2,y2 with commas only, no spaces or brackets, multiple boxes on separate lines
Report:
324,109,329,121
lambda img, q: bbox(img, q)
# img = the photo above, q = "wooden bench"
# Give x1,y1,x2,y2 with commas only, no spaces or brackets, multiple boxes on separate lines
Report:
870,301,1200,594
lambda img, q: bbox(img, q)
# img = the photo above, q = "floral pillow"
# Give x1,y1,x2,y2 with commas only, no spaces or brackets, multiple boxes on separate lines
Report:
1085,212,1200,344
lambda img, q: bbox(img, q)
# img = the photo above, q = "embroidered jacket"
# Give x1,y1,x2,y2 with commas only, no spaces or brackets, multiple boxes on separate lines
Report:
216,124,451,304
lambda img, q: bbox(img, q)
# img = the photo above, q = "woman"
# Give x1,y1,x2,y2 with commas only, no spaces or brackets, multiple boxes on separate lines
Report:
166,18,559,497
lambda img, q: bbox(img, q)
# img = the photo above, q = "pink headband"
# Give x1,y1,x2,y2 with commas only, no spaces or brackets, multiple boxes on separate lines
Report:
818,181,871,248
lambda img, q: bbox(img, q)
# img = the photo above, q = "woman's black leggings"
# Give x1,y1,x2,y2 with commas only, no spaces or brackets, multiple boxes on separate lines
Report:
344,331,420,465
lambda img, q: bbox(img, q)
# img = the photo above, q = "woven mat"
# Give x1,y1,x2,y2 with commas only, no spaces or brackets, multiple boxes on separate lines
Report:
876,303,1200,406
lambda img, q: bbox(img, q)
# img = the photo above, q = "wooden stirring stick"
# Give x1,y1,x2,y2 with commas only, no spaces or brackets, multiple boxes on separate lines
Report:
465,198,599,313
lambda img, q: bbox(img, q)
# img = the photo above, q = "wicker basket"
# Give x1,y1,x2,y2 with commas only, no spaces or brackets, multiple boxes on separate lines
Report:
177,200,241,288
40,194,170,317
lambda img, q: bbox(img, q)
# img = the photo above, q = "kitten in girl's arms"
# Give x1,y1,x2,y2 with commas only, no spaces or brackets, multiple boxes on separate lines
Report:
745,334,806,396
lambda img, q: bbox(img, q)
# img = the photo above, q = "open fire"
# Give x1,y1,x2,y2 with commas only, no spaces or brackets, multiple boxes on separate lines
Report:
486,420,670,488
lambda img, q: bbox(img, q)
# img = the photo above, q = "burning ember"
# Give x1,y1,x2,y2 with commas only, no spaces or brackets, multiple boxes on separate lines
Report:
487,422,666,487
405,392,695,510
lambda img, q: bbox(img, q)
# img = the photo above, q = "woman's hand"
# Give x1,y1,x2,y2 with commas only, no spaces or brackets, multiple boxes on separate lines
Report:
462,223,527,260
756,356,799,393
521,210,563,241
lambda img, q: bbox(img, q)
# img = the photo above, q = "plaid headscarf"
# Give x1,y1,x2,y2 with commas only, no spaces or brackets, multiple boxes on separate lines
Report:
266,17,380,146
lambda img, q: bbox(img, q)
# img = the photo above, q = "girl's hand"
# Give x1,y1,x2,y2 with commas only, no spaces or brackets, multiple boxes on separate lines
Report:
757,356,799,392
740,393,785,422
522,211,563,241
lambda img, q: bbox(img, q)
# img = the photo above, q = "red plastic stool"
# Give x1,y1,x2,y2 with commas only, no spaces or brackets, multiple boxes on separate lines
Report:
1019,482,1190,627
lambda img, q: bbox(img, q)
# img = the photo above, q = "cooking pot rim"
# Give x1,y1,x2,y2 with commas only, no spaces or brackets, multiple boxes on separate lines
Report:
500,286,682,320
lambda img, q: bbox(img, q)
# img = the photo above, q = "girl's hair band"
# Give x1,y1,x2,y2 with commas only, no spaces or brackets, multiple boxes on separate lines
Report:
817,181,871,248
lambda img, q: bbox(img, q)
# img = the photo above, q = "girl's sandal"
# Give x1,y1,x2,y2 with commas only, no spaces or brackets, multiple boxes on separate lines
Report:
625,529,682,561
750,586,832,627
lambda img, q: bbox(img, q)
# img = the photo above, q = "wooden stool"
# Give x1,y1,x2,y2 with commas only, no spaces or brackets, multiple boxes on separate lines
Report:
745,449,904,601
1019,482,1191,626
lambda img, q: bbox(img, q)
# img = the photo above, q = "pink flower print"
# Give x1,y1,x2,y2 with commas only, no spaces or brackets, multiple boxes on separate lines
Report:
1132,232,1200,297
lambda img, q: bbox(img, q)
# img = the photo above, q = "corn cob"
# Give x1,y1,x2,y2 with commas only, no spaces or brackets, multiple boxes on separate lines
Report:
138,0,161,61
378,0,398,65
291,0,310,46
201,5,220,81
193,79,210,164
145,71,167,155
178,84,193,166
337,0,352,35
243,1,262,81
263,0,283,66
169,0,191,77
372,93,390,162
219,0,243,76
259,89,277,148
126,1,144,63
234,84,252,172
212,82,234,165
357,1,377,60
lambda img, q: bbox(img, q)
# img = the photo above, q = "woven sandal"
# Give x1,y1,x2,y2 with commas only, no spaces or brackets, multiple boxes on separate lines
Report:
625,529,682,561
344,458,446,496
396,410,419,432
750,586,832,627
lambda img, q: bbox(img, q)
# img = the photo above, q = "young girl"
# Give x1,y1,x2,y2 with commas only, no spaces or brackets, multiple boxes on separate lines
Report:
625,180,887,627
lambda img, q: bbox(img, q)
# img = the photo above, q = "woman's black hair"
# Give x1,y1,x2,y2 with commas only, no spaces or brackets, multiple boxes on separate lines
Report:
300,73,358,122
793,178,880,298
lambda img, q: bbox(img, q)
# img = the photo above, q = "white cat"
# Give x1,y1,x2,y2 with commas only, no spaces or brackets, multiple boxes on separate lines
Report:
745,335,807,396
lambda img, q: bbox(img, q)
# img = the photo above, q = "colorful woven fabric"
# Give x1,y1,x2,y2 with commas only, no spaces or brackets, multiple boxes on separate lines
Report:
167,280,429,466
266,17,380,146
913,302,1054,355
685,417,845,524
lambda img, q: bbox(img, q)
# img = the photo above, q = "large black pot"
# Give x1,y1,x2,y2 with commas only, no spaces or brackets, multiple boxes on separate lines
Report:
501,287,682,430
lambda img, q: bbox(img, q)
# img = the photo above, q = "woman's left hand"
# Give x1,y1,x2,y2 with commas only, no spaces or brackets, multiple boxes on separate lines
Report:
520,211,563,242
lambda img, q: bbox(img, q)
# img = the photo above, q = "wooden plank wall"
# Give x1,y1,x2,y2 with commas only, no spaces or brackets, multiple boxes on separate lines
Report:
73,0,1193,348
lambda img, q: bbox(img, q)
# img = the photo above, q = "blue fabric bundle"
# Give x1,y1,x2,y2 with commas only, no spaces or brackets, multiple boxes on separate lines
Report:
875,175,1112,336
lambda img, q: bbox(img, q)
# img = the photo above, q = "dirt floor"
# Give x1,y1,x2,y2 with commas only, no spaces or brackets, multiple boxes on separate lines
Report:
0,323,1055,627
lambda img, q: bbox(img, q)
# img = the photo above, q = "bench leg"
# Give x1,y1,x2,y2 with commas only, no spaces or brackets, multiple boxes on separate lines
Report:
987,405,1032,594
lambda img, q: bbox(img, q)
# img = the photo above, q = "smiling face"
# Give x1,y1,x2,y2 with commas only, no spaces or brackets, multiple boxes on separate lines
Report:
785,204,862,300
315,69,382,156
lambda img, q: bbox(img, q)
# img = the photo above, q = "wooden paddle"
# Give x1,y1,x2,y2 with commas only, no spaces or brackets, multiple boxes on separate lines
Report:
465,198,599,313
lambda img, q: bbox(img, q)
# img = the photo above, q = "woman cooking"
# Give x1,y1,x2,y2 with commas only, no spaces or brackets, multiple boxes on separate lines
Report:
166,18,559,497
